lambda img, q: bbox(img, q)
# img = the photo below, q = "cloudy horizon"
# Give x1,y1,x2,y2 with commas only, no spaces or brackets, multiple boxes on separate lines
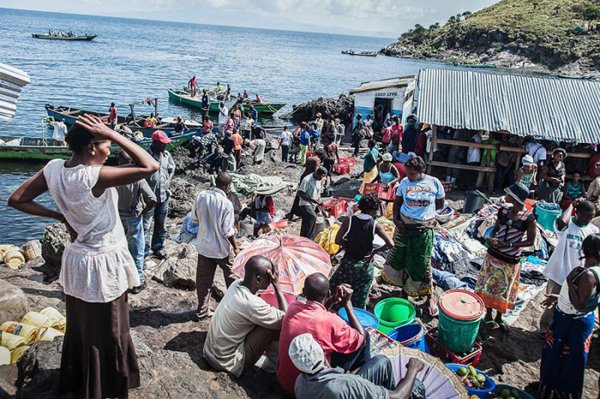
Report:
0,0,498,38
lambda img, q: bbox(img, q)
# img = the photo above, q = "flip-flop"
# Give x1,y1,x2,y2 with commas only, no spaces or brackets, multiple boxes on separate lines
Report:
497,320,509,333
485,320,499,330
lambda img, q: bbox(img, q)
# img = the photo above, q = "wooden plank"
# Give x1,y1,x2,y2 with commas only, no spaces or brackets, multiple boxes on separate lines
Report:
427,126,437,174
428,160,496,173
432,138,494,150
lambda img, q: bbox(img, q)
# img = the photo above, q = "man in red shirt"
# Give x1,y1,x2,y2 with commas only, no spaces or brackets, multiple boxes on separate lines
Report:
108,102,118,128
276,273,368,397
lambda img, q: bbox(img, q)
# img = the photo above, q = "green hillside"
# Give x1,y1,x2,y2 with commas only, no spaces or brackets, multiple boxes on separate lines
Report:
382,0,600,74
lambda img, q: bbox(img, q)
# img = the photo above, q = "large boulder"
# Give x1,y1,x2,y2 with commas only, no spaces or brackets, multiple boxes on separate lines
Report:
168,177,202,219
16,338,62,399
40,224,70,277
0,279,29,324
148,243,197,289
282,94,354,128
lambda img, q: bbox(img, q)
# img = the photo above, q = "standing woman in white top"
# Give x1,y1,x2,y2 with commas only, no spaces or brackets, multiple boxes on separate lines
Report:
8,114,159,399
539,233,600,399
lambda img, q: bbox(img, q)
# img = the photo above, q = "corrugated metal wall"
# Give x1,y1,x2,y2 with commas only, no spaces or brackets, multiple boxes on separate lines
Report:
416,68,600,144
0,63,31,120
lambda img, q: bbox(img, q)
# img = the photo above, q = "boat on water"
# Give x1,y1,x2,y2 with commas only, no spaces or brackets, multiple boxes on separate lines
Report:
341,50,378,57
32,32,97,41
236,101,286,116
168,89,236,112
45,104,202,137
168,89,285,116
0,132,196,162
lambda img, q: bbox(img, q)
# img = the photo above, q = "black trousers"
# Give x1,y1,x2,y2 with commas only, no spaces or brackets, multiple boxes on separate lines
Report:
281,145,289,162
300,205,318,239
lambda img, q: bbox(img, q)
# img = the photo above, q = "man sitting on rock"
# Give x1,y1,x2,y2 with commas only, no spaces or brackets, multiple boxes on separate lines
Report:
203,255,288,378
276,273,369,396
289,333,426,399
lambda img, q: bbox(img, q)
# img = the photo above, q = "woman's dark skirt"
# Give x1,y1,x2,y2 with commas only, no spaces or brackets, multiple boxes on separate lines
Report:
60,293,140,399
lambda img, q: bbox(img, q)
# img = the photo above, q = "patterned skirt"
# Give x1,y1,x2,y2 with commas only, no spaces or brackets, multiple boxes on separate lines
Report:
382,228,434,297
330,257,375,309
474,252,520,313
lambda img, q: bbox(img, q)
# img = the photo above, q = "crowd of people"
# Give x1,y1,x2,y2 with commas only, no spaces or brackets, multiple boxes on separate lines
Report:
6,103,600,399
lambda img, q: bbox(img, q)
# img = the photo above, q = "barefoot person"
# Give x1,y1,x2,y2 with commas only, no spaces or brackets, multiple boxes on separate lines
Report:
475,183,536,332
382,156,445,316
8,115,159,399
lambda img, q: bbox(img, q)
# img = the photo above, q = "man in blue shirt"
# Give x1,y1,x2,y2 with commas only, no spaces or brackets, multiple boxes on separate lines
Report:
300,123,311,165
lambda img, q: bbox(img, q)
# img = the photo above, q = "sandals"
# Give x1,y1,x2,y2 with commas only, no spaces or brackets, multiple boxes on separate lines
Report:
485,320,499,330
497,320,509,333
428,302,439,318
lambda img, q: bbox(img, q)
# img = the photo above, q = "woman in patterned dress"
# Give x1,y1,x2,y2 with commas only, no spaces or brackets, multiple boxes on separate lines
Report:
475,182,537,332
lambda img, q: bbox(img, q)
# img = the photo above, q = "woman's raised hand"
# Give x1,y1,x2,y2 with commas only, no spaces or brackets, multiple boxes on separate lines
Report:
75,114,115,141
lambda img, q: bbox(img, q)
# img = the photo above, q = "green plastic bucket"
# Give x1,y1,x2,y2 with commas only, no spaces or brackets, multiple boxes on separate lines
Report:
373,298,416,334
438,289,485,353
535,206,562,232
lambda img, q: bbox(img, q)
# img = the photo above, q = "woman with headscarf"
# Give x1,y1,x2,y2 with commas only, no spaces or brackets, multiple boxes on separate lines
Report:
537,148,567,203
382,156,445,316
475,183,536,332
359,140,379,194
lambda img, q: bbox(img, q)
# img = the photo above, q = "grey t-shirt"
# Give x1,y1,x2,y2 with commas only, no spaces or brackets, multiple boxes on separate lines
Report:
298,174,322,207
116,179,156,220
295,368,389,399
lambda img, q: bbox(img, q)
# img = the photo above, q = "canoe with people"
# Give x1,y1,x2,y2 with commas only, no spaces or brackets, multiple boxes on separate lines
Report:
31,31,97,41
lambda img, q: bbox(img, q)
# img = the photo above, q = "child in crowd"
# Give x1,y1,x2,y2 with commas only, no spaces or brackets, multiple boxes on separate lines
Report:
515,155,537,196
561,172,586,209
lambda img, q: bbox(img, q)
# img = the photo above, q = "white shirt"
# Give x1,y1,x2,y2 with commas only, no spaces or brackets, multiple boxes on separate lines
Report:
556,266,600,315
218,106,229,125
280,130,293,146
203,280,285,377
298,174,323,207
43,160,139,303
543,219,599,285
526,142,547,164
467,134,482,163
192,187,236,259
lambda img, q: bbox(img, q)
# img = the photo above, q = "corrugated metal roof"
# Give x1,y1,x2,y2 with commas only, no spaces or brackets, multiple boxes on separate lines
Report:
350,75,414,94
416,68,600,144
0,63,31,120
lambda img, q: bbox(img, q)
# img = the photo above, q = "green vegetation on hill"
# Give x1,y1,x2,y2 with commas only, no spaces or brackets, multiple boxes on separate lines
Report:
383,0,600,74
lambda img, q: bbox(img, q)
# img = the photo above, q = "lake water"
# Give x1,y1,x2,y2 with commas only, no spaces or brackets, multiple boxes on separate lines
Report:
0,7,442,244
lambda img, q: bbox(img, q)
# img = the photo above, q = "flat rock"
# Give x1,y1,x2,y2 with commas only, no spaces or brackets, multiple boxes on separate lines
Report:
148,243,197,289
0,279,29,324
16,339,62,399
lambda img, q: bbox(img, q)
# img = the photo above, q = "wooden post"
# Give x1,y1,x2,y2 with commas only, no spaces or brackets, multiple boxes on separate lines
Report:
427,125,437,174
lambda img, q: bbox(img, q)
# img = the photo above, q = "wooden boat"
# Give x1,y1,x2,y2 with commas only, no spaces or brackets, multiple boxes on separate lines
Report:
0,132,196,162
32,33,97,41
341,50,378,57
236,101,286,116
167,89,235,113
45,104,202,137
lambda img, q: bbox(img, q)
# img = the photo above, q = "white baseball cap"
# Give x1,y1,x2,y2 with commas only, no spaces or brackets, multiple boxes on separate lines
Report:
522,154,534,166
288,333,325,374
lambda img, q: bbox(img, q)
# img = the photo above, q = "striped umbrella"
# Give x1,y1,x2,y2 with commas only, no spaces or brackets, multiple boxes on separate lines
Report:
232,234,332,295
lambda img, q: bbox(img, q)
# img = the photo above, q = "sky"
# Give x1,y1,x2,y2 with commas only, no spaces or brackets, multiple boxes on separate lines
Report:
0,0,499,38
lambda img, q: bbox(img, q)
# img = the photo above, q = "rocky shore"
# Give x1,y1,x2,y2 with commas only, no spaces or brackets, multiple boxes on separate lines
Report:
1,143,600,398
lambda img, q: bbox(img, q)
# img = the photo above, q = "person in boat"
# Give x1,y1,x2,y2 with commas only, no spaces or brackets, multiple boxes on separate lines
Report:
201,89,210,113
225,84,232,101
249,105,258,122
255,94,263,104
237,92,243,102
243,90,249,100
144,113,157,128
188,76,198,97
215,82,223,96
108,102,118,128
8,114,158,399
174,116,188,136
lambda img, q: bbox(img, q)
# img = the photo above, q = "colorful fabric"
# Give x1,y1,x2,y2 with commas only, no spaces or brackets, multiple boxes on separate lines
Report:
359,167,379,194
565,181,584,199
475,252,520,313
539,309,595,399
330,257,375,309
364,149,379,173
382,228,434,296
396,175,445,221
517,167,536,188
